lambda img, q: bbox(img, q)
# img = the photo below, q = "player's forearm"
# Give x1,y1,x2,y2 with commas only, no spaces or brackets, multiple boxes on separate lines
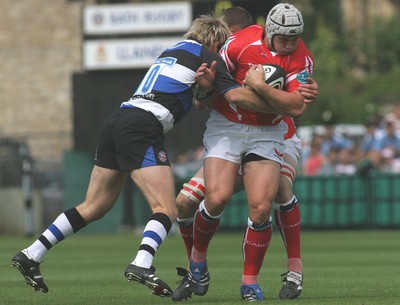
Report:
224,87,280,114
251,83,307,117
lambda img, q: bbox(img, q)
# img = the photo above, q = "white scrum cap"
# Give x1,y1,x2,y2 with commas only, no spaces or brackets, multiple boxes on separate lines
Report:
265,3,304,45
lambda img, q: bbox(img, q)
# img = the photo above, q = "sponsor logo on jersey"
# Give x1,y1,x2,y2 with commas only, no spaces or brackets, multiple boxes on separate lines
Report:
155,57,177,66
133,93,155,100
296,71,310,84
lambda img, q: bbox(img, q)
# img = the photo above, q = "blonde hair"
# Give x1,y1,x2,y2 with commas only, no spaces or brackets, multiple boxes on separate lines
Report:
184,14,231,50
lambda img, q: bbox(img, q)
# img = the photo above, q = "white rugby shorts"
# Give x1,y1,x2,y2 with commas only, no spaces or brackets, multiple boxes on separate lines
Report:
283,134,302,171
203,111,286,165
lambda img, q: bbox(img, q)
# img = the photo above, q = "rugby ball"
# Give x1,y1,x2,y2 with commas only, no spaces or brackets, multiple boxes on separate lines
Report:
261,64,286,90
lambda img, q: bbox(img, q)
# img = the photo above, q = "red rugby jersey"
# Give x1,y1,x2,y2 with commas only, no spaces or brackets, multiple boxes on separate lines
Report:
283,116,296,140
217,25,314,126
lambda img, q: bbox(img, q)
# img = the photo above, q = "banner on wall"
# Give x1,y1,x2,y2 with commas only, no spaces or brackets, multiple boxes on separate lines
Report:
83,37,182,70
83,2,192,35
81,0,278,70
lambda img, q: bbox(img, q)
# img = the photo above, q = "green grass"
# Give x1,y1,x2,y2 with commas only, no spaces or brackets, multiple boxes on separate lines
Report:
1,230,400,305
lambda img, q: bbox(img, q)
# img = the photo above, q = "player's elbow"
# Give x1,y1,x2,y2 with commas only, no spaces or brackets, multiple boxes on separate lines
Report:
288,103,307,118
284,93,307,118
223,89,240,103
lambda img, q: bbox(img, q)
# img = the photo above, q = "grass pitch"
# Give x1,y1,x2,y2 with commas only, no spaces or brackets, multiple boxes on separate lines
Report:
1,230,399,305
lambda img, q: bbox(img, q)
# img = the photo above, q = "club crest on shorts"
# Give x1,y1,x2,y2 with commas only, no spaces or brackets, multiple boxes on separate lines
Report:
158,151,168,163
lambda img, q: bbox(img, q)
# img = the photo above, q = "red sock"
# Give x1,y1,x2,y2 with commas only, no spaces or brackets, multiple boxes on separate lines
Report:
192,209,220,262
274,203,302,272
242,225,272,283
178,224,193,261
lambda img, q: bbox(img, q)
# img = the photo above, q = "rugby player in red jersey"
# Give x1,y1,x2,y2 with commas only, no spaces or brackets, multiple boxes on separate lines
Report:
185,3,315,301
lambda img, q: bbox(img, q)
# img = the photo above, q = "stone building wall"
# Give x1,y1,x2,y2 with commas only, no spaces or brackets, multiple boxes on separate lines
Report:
0,0,88,169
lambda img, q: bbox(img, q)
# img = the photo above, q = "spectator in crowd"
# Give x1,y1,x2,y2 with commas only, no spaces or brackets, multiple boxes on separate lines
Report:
382,104,400,132
301,133,322,167
371,121,400,171
379,148,396,172
353,119,381,173
320,124,354,155
334,148,357,175
318,147,339,176
360,120,378,156
303,139,326,176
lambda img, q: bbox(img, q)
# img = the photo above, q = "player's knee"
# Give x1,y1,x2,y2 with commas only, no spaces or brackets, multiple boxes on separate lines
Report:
206,191,232,211
275,176,294,203
248,201,272,223
176,193,189,210
176,192,198,217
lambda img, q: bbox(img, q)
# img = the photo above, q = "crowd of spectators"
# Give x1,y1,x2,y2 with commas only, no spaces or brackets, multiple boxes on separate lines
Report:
171,104,400,179
302,104,400,176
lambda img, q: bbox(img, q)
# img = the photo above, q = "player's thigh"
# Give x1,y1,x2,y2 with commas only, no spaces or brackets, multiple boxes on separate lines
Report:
204,157,239,208
131,165,177,220
242,159,281,219
203,113,245,204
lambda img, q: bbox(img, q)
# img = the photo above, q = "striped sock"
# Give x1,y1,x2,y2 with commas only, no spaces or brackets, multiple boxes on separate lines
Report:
26,208,86,262
133,212,172,268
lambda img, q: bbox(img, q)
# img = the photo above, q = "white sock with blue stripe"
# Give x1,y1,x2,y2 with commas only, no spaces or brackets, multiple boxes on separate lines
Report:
132,213,172,268
25,208,86,262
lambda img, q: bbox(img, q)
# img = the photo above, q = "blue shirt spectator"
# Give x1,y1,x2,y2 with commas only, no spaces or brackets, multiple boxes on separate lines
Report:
360,121,378,154
320,125,354,155
372,121,400,158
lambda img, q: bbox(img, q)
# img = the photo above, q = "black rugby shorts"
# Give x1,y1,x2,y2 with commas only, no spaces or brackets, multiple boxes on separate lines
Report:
94,107,170,171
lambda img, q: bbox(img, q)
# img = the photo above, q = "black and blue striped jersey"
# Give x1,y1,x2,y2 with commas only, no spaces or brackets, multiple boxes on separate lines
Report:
121,39,239,130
